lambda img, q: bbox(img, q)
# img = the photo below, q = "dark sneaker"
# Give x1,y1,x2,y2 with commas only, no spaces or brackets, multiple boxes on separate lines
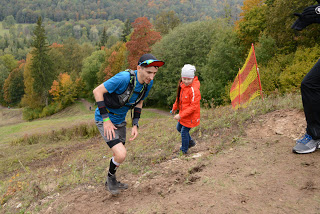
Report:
106,175,119,195
189,139,196,148
293,133,320,154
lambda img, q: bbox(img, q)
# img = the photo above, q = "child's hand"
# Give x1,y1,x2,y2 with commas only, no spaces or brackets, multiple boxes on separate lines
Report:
173,114,181,120
170,109,176,115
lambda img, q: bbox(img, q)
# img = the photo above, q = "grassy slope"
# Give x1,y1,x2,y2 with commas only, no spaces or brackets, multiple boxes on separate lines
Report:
0,94,303,212
0,101,92,145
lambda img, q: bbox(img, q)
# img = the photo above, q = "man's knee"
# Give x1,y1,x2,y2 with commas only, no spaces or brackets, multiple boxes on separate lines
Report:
114,149,127,163
115,153,126,163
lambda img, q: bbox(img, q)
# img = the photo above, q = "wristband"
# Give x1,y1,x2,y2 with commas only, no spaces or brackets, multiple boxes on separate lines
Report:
132,118,139,128
133,107,141,119
97,101,108,115
103,117,110,122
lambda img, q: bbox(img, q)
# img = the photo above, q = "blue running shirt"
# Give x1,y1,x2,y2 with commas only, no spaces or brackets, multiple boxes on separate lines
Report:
94,70,153,124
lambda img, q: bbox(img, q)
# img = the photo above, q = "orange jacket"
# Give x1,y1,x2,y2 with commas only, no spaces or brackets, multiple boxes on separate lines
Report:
172,76,201,128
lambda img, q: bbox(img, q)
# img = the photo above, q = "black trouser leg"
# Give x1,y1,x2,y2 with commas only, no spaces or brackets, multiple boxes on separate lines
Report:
301,58,320,139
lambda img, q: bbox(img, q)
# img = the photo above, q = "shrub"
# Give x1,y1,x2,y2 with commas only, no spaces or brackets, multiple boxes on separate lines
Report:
22,108,42,121
279,45,320,92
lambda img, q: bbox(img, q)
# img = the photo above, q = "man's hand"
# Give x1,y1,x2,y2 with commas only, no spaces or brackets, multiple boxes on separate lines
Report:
292,3,320,31
129,125,138,141
103,120,117,140
174,114,181,120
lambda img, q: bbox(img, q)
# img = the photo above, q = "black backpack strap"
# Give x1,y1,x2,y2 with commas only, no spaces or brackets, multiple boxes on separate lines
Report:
103,69,135,109
129,83,148,109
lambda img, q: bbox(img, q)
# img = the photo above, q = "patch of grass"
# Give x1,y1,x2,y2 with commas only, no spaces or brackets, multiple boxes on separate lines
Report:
0,101,93,145
201,93,302,132
10,122,98,146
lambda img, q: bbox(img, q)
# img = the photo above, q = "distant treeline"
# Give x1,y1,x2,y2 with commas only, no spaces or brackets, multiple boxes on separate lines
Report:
1,0,243,23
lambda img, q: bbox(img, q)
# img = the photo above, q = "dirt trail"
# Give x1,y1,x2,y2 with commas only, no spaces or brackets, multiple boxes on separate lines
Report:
80,98,94,111
30,109,320,214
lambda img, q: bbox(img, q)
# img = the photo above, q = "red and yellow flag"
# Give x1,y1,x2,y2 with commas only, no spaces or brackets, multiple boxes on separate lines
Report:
230,44,263,109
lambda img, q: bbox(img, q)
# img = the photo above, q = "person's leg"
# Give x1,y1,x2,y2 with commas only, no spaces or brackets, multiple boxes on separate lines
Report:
293,59,320,153
180,125,191,154
109,143,127,174
108,121,127,174
301,58,320,139
189,129,196,148
176,122,182,133
96,121,128,194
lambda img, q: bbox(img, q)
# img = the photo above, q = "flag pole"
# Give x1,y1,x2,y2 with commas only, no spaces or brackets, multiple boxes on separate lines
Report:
251,43,263,100
238,69,241,108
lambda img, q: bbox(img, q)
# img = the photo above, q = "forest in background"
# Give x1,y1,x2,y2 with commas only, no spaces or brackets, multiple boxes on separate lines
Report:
1,0,320,121
0,0,243,23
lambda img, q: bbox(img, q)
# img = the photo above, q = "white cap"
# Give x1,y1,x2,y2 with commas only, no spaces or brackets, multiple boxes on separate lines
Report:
181,64,196,78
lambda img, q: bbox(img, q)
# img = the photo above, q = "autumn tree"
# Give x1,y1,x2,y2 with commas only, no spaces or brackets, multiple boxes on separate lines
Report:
98,41,128,83
103,42,127,81
126,17,161,69
49,73,81,107
30,16,54,106
3,60,25,105
154,11,181,35
21,53,42,108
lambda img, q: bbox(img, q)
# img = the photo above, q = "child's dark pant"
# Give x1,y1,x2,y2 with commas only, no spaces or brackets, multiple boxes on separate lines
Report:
176,122,191,153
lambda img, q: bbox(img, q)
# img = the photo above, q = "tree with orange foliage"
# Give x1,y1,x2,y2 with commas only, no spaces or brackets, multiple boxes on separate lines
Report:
21,53,43,108
126,17,161,69
103,42,127,81
49,73,80,107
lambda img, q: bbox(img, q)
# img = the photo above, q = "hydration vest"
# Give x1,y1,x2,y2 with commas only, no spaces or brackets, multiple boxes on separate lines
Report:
103,69,148,109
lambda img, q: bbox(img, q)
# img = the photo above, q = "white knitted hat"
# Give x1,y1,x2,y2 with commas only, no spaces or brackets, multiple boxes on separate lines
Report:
181,64,196,78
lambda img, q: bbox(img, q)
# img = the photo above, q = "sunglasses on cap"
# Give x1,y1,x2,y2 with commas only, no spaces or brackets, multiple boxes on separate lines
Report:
139,59,155,65
138,59,164,67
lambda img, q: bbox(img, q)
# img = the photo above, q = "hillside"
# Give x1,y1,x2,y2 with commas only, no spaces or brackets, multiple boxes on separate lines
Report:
33,110,320,214
1,95,320,213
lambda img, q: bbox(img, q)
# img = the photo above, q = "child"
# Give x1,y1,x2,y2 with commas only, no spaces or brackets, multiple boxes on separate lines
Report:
171,64,201,154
